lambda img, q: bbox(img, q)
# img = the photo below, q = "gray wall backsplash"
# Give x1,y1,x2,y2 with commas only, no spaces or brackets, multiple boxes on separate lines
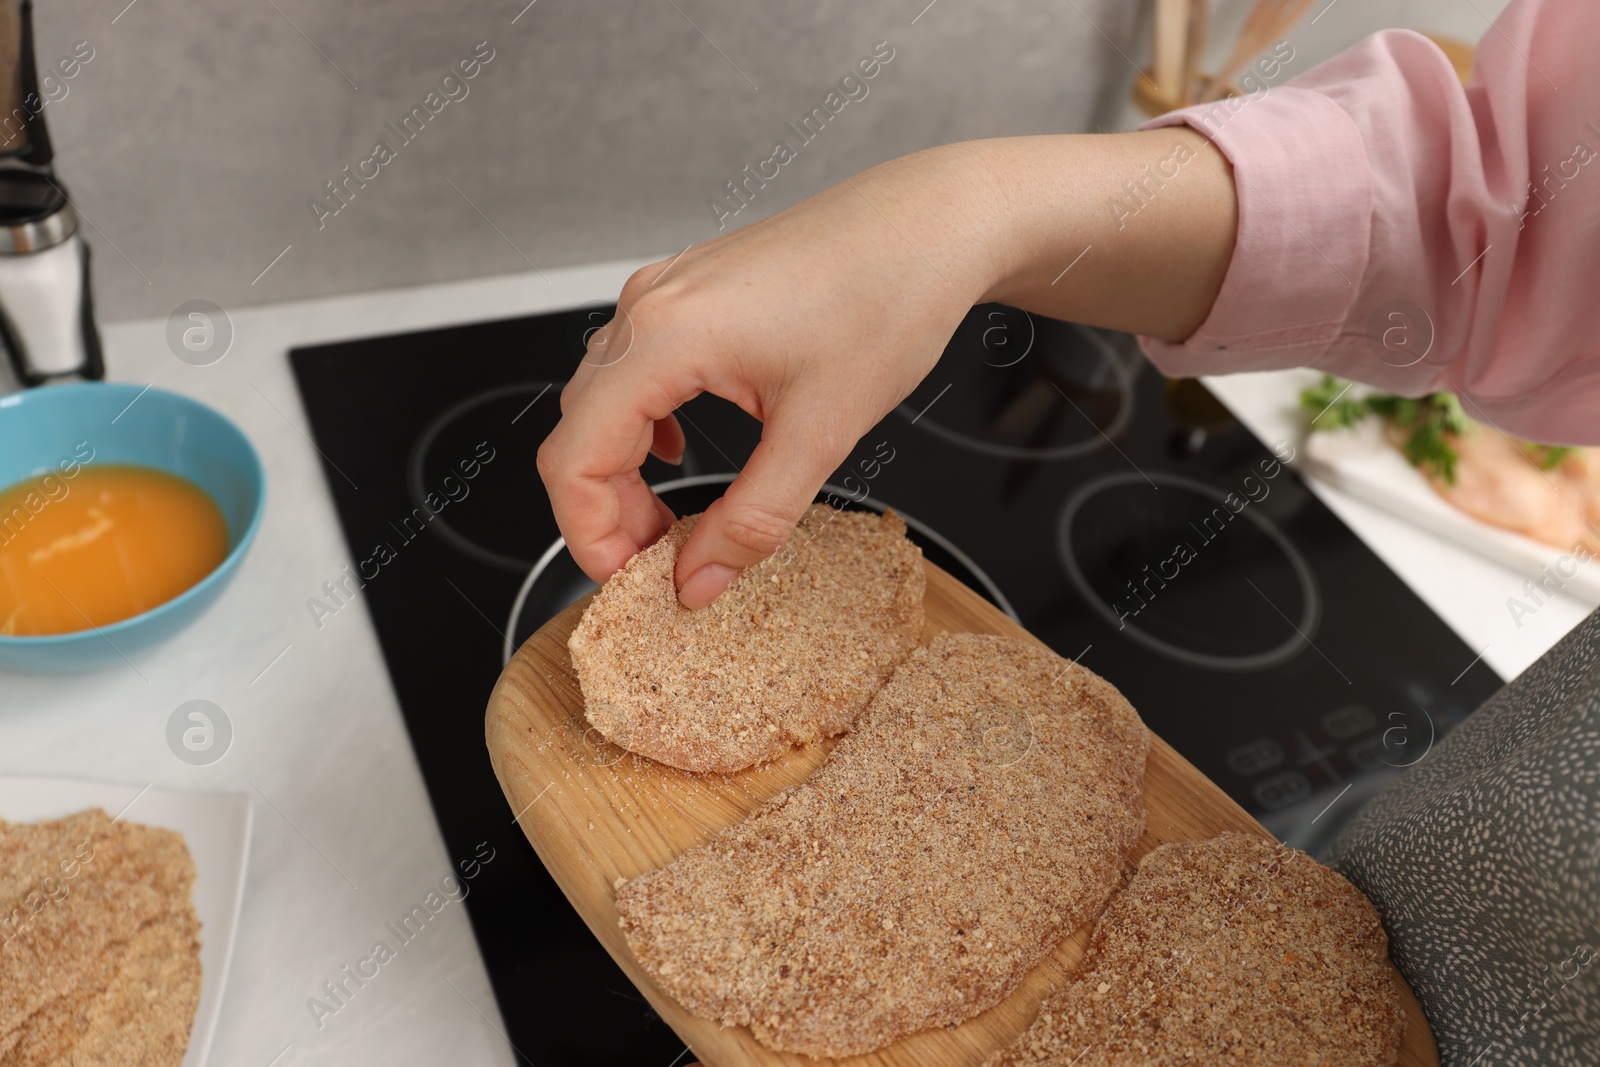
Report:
32,0,1141,323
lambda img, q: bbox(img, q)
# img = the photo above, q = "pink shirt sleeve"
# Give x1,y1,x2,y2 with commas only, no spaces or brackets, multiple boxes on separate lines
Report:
1138,0,1600,445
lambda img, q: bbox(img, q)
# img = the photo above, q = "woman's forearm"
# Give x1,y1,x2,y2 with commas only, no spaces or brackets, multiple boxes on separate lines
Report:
852,131,1239,343
540,131,1240,603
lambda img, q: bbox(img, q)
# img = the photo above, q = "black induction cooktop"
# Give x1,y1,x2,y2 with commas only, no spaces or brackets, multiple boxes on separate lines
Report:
289,302,1501,1065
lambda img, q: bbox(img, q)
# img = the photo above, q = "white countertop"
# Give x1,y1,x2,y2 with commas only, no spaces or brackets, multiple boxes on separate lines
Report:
3,260,1589,1065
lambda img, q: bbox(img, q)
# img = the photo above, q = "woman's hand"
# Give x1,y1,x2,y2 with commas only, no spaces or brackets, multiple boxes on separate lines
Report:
538,132,1236,607
538,146,1004,607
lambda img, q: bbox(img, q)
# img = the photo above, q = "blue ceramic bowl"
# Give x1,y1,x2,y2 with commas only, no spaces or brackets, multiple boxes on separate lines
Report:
0,382,265,672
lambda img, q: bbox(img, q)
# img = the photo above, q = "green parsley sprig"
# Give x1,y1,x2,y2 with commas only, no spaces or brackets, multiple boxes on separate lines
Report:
1524,443,1576,470
1300,375,1471,485
1302,376,1582,487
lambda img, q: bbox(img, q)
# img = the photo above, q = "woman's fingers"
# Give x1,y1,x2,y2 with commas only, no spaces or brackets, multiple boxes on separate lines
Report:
674,401,856,608
609,467,674,551
561,298,642,413
540,149,1002,600
539,356,699,582
650,412,686,465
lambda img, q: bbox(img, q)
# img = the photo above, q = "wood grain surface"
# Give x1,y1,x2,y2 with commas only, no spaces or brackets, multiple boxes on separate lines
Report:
485,561,1439,1067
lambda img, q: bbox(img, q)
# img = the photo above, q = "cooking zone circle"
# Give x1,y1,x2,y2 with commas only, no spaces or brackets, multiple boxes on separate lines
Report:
406,380,699,572
1056,471,1322,672
896,308,1135,461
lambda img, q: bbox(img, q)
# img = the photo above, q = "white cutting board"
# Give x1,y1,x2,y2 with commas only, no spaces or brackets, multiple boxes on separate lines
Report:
1303,421,1600,604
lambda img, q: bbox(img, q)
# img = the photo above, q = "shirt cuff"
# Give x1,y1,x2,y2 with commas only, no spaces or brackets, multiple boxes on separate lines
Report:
1136,87,1375,375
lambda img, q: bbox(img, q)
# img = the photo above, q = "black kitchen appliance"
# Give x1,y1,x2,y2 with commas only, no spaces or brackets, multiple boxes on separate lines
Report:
290,303,1501,1065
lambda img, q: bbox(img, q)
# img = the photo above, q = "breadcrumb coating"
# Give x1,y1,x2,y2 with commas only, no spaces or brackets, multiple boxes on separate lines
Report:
987,832,1405,1067
0,808,202,1067
570,505,925,773
616,632,1150,1057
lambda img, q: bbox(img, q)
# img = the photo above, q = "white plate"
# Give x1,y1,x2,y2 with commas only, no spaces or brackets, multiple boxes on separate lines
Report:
0,778,252,1067
1304,420,1600,604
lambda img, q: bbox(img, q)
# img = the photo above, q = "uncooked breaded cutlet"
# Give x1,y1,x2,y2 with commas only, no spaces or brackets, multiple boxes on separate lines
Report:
569,504,925,773
616,632,1150,1057
988,832,1405,1067
0,808,202,1067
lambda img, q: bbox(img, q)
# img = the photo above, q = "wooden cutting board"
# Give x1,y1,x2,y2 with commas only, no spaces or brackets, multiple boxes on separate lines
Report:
485,562,1439,1067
